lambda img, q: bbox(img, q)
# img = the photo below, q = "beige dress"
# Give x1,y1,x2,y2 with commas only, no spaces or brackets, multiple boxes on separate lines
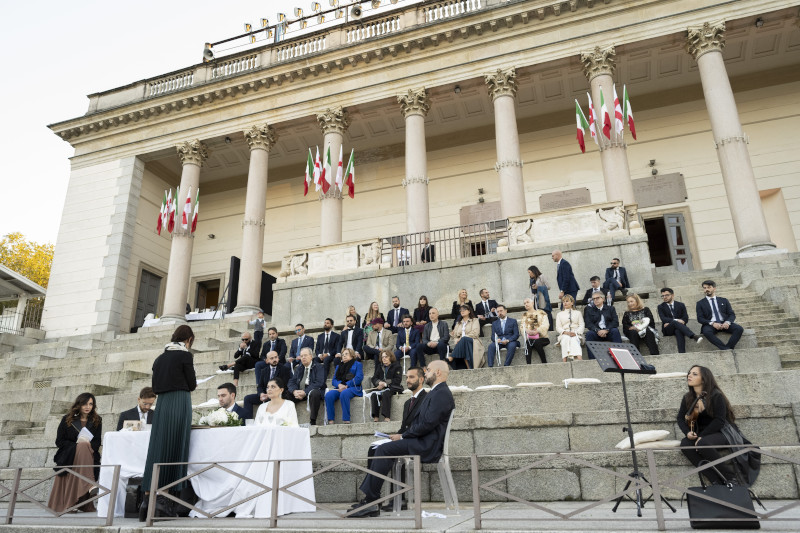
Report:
450,318,486,368
555,308,585,359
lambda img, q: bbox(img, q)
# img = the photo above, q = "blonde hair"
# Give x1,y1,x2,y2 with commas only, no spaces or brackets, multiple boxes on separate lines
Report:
626,293,644,311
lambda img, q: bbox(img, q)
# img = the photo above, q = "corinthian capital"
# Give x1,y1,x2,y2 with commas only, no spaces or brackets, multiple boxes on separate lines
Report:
316,106,350,135
244,124,277,152
398,88,431,118
580,46,616,81
686,21,726,60
485,68,518,101
175,139,209,167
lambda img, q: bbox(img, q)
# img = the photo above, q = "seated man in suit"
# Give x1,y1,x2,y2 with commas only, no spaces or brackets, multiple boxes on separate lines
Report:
116,386,156,430
254,327,288,386
351,360,455,517
394,315,420,363
287,347,326,425
581,276,608,307
242,351,293,419
487,304,520,367
385,296,410,334
288,324,314,371
217,382,247,420
475,289,499,333
315,318,342,379
552,249,580,309
584,293,622,356
364,318,394,362
695,280,744,350
218,331,262,387
415,307,450,366
603,257,630,304
337,314,364,360
658,287,704,353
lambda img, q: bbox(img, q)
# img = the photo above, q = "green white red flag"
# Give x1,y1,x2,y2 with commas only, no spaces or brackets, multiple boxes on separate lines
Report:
586,92,598,145
575,100,590,153
181,186,192,230
320,145,331,194
313,146,322,192
344,148,355,198
157,191,166,235
623,85,637,140
613,84,624,138
191,188,199,233
335,145,344,191
166,188,175,233
600,88,611,139
304,148,313,196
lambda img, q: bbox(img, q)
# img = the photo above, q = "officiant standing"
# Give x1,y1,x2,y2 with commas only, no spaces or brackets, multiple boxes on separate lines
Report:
139,325,197,521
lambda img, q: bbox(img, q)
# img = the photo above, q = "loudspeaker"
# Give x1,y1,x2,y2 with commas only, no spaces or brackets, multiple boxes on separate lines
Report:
351,6,362,18
226,256,240,314
203,47,214,61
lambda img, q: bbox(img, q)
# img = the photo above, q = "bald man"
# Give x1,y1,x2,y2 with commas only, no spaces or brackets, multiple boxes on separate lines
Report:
552,249,579,309
350,360,455,517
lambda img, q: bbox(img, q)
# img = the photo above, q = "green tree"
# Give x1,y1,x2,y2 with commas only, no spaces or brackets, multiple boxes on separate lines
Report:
0,232,54,289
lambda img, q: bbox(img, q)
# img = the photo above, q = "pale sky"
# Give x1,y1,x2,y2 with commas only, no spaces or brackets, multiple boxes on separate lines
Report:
0,0,415,245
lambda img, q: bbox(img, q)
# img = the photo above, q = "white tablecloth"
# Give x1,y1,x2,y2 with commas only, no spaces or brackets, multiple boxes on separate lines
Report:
142,312,221,328
97,426,315,518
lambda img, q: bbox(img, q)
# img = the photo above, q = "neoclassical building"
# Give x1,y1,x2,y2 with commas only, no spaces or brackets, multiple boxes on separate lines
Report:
44,0,800,337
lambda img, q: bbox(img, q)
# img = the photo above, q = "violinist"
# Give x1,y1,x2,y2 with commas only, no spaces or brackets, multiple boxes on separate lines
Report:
677,365,738,484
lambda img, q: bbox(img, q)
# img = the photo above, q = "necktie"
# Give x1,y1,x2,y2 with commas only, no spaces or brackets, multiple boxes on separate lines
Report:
501,319,506,332
325,333,330,352
271,341,275,351
614,269,619,280
712,298,722,322
393,310,399,327
269,366,275,380
302,365,310,386
669,304,674,318
405,329,410,351
140,411,147,423
409,395,417,412
376,331,381,347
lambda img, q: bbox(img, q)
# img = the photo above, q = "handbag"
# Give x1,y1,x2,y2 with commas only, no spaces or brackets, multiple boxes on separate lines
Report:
686,466,760,529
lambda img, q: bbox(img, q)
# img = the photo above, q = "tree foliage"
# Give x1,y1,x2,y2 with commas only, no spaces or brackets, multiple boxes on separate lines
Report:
0,232,54,289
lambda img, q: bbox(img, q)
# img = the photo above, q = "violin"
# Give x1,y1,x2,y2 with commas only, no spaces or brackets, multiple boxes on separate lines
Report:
685,391,708,434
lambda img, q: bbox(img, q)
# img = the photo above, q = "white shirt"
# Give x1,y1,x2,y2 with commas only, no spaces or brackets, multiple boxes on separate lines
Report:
137,406,149,422
706,296,725,322
345,329,354,349
596,305,607,329
429,321,440,342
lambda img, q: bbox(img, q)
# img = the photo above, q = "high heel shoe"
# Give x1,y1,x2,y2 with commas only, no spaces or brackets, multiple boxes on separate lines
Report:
138,498,149,522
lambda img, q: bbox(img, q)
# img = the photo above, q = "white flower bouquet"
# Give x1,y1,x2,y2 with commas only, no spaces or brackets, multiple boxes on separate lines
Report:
198,407,242,427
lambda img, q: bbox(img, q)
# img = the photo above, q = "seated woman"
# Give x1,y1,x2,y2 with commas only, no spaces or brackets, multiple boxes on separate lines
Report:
678,365,752,485
448,305,485,369
324,348,364,424
413,295,431,333
451,288,475,328
254,377,298,427
362,301,385,334
622,293,660,355
554,295,584,362
521,297,551,364
369,350,404,422
48,392,102,513
346,305,361,330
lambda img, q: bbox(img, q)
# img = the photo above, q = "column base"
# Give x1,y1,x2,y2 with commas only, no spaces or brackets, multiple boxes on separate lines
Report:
159,314,187,325
736,242,782,258
230,305,263,317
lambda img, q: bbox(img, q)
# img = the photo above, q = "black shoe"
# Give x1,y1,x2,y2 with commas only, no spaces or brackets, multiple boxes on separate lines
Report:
350,502,380,518
349,498,368,510
219,365,228,371
381,501,407,511
155,495,178,518
138,499,149,522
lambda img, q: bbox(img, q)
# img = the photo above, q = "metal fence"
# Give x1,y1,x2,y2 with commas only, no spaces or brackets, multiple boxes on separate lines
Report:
381,219,508,267
0,298,43,335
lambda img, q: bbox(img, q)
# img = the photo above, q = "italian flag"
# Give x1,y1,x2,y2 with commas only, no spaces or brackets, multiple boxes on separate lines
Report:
344,148,355,198
586,92,598,145
613,84,624,137
623,85,637,140
156,191,166,235
181,186,192,230
319,145,331,194
334,145,344,191
600,88,611,139
313,146,322,192
166,188,175,233
575,100,590,153
304,148,313,196
191,188,199,233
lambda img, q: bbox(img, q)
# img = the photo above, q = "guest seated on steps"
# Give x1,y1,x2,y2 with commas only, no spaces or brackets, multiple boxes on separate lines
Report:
475,288,499,334
451,288,475,329
287,324,314,371
243,351,293,419
415,307,450,366
345,305,361,331
324,348,363,424
658,288,703,353
584,293,622,357
287,348,325,426
218,331,261,387
603,257,630,304
695,280,744,351
488,304,521,367
369,350,404,422
448,305,485,369
520,299,549,364
394,315,420,363
555,295,584,362
315,318,342,379
412,295,431,333
338,314,364,360
622,293,660,355
580,276,608,307
363,318,393,363
362,301,385,334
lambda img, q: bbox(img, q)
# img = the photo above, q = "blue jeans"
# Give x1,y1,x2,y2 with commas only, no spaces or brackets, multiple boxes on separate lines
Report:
324,387,361,422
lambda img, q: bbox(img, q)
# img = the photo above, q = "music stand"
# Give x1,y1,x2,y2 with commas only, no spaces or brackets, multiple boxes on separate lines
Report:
585,341,676,517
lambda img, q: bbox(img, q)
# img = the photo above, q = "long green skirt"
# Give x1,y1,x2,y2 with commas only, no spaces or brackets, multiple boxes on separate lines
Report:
141,390,192,493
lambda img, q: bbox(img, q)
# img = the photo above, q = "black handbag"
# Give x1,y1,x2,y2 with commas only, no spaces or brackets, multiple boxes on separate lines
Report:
686,471,760,530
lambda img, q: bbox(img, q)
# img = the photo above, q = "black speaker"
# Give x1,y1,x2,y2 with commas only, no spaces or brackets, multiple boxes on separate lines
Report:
226,256,240,314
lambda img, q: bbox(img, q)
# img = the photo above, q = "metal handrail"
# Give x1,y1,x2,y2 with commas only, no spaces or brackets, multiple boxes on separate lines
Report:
146,455,423,528
1,464,120,526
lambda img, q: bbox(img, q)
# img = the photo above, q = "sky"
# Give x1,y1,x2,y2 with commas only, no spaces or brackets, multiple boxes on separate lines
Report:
0,0,414,245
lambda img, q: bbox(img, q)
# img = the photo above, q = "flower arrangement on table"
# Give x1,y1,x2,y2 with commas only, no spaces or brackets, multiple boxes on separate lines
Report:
197,407,242,427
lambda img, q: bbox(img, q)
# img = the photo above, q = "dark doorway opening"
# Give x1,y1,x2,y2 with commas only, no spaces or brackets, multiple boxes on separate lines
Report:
645,218,672,267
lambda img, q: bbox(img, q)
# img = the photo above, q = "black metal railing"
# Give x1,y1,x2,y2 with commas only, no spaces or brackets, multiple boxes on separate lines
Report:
0,298,43,335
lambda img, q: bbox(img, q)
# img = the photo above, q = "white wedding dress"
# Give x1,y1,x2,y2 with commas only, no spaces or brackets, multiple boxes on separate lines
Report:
254,399,299,427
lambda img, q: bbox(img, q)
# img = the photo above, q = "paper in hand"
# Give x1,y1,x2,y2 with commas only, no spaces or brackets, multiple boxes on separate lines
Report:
371,438,391,448
77,427,94,442
374,431,391,439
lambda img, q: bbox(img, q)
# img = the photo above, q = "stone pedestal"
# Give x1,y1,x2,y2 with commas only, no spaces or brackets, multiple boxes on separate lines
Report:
687,22,776,256
399,88,431,234
317,107,349,246
161,140,208,323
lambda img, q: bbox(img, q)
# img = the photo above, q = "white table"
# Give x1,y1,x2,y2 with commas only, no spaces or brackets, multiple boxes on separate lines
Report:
142,311,221,328
97,426,316,518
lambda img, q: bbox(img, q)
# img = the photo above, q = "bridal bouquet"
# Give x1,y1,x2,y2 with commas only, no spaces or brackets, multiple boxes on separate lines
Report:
631,317,650,338
198,408,242,427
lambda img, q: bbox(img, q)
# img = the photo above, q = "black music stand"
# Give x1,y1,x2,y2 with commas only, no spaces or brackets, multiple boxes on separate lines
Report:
585,341,676,517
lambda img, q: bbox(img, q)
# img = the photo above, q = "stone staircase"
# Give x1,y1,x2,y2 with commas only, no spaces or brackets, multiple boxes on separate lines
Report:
2,254,800,504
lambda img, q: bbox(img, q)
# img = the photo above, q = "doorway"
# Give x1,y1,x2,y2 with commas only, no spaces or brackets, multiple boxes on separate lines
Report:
195,279,221,311
644,213,694,271
134,269,162,329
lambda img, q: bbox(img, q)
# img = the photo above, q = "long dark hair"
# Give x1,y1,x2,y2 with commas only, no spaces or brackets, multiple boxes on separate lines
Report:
417,295,429,310
682,365,735,423
460,304,476,320
65,392,101,427
528,265,542,279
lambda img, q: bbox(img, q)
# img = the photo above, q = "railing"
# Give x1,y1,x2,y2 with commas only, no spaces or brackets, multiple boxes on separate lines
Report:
423,0,483,22
1,464,121,525
346,15,402,44
145,456,423,527
276,34,328,62
146,70,195,98
381,219,508,268
211,54,259,79
0,298,43,334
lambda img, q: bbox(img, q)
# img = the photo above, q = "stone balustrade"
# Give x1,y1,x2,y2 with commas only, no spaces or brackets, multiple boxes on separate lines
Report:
211,53,259,79
146,69,195,98
278,238,385,281
276,33,328,62
423,0,483,22
345,14,402,44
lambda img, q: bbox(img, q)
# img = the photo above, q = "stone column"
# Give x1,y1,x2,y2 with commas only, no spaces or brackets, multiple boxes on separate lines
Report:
233,124,277,315
161,140,208,323
485,68,527,218
14,294,28,332
398,88,431,234
316,107,349,246
687,22,776,255
581,46,636,206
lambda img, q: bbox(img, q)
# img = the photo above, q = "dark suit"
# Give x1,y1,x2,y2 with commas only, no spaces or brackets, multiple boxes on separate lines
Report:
338,326,364,355
116,407,153,431
421,243,436,263
259,337,288,364
583,304,622,355
556,259,580,307
603,266,630,301
386,307,410,333
658,300,698,353
696,296,743,350
242,363,293,419
288,361,326,424
231,339,262,380
475,299,499,331
394,327,421,361
230,403,247,421
315,330,342,378
415,321,450,365
360,383,455,501
487,317,520,367
288,335,315,369
581,287,608,307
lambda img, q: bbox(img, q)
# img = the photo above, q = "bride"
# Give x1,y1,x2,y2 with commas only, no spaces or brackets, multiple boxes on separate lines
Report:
254,377,298,427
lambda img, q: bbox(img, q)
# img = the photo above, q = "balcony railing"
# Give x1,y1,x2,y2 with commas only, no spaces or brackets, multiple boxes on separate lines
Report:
0,298,43,335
